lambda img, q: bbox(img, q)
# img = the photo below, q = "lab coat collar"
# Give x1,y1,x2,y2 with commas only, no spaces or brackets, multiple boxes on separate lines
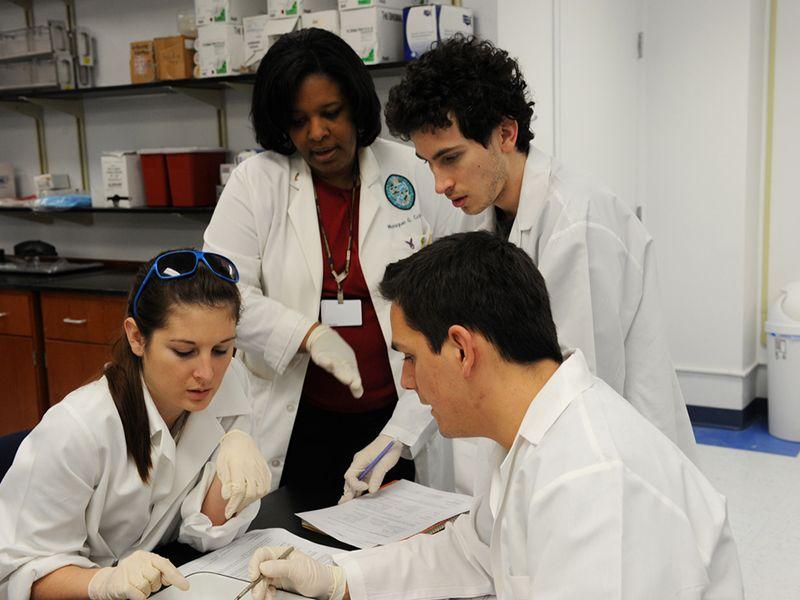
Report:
286,146,381,190
509,147,553,236
515,349,595,447
139,373,243,536
487,349,594,520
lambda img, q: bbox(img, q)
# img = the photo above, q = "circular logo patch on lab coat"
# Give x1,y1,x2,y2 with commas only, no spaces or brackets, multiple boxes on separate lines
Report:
384,174,415,210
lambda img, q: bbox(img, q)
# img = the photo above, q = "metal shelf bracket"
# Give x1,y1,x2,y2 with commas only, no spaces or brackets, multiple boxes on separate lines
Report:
0,100,48,174
222,81,255,95
166,86,225,109
22,96,88,189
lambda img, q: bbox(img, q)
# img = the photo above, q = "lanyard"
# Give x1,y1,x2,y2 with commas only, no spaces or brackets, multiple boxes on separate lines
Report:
314,177,358,304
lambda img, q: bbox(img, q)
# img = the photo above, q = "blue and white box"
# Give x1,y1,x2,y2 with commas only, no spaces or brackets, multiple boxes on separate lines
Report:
403,4,473,61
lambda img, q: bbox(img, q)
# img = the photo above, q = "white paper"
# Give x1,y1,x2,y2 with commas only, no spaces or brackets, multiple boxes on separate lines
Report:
296,479,472,549
177,527,344,581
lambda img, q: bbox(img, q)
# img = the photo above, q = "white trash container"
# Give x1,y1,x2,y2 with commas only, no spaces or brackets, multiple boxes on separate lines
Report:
766,281,800,442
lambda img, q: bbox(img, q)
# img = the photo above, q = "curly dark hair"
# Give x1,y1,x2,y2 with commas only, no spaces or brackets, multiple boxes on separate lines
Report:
385,36,534,153
251,28,382,155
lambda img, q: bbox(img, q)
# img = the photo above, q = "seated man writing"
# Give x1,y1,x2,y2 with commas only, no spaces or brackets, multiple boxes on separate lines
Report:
246,231,744,600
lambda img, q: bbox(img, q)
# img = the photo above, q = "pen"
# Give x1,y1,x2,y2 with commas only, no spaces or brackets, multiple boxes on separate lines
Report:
357,440,395,482
234,546,294,600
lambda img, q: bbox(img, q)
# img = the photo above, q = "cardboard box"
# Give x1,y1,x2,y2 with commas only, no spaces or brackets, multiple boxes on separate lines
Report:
100,151,146,208
339,0,419,10
195,0,266,25
301,9,340,34
403,5,473,60
340,7,403,64
153,36,195,80
196,23,245,77
130,40,156,83
268,0,336,18
0,163,15,199
243,15,299,69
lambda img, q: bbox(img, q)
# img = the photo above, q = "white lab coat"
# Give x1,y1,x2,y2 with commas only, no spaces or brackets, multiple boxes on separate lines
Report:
336,350,744,600
455,147,697,493
0,359,259,600
204,138,479,490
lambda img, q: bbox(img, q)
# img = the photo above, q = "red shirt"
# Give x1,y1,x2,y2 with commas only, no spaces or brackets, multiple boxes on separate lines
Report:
300,177,398,413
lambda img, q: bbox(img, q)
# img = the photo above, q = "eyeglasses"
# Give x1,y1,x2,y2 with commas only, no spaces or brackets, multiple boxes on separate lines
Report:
132,250,240,319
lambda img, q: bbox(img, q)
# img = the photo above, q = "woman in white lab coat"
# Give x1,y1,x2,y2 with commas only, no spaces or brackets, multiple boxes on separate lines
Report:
0,250,271,600
203,29,476,499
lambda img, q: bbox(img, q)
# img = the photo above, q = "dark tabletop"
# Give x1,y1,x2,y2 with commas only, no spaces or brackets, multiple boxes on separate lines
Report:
0,268,136,295
158,486,356,566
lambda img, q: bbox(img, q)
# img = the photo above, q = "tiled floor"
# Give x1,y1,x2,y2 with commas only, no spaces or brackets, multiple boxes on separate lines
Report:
695,420,800,600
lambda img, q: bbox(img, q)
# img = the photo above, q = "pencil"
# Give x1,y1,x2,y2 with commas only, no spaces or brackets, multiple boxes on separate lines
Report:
233,546,294,600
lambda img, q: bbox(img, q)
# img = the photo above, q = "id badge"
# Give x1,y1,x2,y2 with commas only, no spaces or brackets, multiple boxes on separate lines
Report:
320,299,363,327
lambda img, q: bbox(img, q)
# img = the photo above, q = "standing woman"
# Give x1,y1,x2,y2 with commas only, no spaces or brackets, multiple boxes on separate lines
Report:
0,250,271,599
204,28,477,499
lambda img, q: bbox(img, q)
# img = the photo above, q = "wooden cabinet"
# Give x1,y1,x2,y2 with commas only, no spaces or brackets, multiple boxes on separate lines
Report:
0,291,47,435
41,292,127,406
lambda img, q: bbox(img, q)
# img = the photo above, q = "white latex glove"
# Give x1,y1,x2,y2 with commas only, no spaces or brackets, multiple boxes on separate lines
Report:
217,429,272,519
338,434,403,503
248,546,346,600
88,550,189,600
305,324,364,398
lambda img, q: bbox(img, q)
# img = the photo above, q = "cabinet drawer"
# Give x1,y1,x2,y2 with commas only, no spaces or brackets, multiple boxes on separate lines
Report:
42,293,127,344
45,339,111,406
0,290,34,337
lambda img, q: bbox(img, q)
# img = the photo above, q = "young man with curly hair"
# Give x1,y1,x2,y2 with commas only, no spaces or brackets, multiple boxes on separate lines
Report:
382,37,697,492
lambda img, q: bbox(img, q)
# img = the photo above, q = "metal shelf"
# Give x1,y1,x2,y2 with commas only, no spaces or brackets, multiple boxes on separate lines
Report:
0,63,407,101
0,206,215,214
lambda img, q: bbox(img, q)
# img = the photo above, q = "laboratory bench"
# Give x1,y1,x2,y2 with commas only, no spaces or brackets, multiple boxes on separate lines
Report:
0,267,136,435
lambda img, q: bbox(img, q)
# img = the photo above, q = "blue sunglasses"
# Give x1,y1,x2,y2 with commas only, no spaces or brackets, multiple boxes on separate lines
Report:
132,250,240,320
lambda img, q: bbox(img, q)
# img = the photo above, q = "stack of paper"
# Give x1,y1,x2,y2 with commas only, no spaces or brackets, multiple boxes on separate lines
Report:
296,479,473,549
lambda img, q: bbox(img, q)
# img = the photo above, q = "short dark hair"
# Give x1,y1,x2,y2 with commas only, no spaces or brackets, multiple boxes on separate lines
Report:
380,231,562,365
385,36,534,153
251,28,382,154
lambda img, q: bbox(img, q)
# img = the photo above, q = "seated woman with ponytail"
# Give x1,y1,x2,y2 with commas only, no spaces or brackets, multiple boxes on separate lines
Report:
0,249,271,600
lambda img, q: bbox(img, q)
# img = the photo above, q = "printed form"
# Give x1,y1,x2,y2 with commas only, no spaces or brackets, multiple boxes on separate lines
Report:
296,479,473,549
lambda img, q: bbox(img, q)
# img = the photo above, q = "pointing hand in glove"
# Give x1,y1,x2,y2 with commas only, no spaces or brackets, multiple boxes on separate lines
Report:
248,547,347,600
217,429,272,519
88,550,189,600
304,324,364,399
339,434,403,504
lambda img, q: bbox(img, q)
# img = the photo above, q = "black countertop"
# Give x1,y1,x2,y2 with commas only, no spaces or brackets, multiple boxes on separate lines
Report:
0,268,136,295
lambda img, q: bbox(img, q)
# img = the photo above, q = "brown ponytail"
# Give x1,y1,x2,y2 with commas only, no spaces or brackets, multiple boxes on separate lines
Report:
105,251,241,483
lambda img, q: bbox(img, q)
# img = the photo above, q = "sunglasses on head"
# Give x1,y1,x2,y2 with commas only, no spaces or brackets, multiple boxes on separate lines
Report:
132,250,240,320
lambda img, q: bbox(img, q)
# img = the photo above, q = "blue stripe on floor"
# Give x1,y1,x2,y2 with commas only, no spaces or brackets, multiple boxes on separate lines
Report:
694,414,800,457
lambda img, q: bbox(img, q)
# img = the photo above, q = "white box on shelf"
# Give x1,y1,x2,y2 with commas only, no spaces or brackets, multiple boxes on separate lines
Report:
34,173,70,192
301,9,340,34
242,16,300,69
194,0,266,25
100,151,146,208
0,163,16,199
196,23,245,77
220,163,236,185
403,5,473,60
339,0,420,11
340,7,403,64
268,0,336,18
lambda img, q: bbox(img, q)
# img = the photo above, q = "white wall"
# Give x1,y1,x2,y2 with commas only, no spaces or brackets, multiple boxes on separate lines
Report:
768,0,800,323
643,0,766,410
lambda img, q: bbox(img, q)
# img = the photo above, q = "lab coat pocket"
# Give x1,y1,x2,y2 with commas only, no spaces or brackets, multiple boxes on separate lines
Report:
508,575,530,600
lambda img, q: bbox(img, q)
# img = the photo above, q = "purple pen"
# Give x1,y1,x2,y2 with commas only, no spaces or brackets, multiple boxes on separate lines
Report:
357,440,396,481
